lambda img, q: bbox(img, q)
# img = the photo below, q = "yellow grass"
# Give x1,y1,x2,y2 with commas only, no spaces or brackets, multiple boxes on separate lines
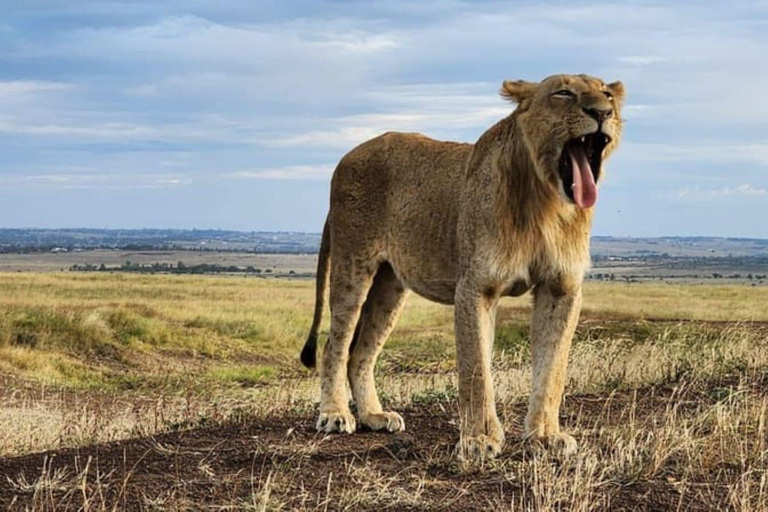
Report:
583,282,768,321
0,272,766,390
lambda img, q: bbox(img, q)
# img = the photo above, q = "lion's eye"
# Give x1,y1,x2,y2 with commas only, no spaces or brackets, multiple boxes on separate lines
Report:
552,90,575,99
602,90,613,100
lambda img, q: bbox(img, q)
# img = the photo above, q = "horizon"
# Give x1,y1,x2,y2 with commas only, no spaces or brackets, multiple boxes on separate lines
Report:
2,226,768,242
1,2,767,237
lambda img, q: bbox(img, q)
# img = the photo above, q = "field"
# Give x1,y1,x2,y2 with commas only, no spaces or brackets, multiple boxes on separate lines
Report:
3,245,768,286
0,250,318,275
1,272,768,510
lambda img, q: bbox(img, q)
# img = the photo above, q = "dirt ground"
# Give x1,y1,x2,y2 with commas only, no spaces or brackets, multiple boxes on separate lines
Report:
0,383,746,511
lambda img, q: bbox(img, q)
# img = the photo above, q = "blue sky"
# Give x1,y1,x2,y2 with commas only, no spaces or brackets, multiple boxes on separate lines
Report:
1,1,767,236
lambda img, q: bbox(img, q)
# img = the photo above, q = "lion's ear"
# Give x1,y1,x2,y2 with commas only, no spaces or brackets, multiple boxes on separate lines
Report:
607,81,626,104
500,80,538,104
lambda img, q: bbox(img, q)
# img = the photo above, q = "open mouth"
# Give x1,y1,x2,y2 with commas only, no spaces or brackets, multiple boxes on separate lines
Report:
559,132,611,209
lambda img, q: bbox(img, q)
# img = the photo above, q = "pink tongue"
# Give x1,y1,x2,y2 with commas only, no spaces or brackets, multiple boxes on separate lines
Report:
568,144,597,209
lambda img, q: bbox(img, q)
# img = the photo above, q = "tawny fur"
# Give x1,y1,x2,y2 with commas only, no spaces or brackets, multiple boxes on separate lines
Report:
302,74,625,460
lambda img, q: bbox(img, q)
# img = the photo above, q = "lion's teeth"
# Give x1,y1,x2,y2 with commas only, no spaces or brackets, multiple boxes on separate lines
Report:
580,136,585,143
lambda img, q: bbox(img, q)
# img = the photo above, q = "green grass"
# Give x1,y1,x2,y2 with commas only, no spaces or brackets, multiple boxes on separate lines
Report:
495,323,531,361
206,365,278,386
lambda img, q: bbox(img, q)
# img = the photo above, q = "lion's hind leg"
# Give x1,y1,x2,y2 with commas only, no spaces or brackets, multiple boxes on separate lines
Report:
348,262,409,432
317,255,379,434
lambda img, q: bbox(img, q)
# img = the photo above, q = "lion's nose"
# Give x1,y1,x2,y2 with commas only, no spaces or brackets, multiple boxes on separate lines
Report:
582,106,613,123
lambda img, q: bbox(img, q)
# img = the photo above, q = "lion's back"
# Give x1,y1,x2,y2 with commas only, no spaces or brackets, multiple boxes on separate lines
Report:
329,132,473,303
332,131,470,188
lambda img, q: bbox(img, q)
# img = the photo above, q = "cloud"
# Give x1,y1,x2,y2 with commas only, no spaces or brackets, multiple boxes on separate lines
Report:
44,15,401,83
263,82,510,148
264,128,381,150
315,32,400,53
2,1,768,235
618,55,668,66
622,143,768,167
677,183,768,200
0,173,190,190
223,165,333,181
0,14,408,149
0,112,265,145
0,81,74,95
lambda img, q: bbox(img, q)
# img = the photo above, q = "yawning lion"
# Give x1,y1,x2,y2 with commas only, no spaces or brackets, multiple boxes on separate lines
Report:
301,74,625,461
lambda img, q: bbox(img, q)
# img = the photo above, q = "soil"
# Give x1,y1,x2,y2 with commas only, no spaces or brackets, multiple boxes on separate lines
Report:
0,386,728,511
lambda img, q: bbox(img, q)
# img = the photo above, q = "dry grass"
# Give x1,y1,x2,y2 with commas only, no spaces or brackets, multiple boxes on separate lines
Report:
1,272,768,509
1,272,766,389
582,282,768,322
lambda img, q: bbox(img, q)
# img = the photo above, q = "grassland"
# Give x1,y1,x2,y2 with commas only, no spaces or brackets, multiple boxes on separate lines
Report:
1,273,768,509
0,250,318,274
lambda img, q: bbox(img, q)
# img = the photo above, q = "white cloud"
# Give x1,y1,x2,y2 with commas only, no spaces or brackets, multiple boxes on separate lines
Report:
622,143,768,167
3,1,768,234
49,15,401,79
0,114,259,144
0,119,157,139
315,33,400,53
263,82,511,148
0,81,74,95
264,127,382,149
678,183,768,199
618,55,668,66
0,173,190,190
223,165,333,181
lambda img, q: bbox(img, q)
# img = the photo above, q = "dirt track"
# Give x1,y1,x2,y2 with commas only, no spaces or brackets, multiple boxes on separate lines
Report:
0,389,716,511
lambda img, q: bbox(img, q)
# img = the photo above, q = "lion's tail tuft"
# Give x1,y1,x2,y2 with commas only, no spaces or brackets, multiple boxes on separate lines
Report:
300,217,330,369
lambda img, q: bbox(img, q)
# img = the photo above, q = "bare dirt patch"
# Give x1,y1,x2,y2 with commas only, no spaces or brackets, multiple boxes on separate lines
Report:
1,380,760,511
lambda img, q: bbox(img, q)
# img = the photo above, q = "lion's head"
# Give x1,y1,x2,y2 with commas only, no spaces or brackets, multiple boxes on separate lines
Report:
501,74,625,209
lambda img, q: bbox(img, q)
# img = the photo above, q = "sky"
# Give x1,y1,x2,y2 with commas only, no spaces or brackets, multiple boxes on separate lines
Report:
1,1,767,237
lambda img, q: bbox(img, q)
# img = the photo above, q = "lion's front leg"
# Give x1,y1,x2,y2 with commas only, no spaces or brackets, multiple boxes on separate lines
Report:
454,287,504,461
525,283,582,456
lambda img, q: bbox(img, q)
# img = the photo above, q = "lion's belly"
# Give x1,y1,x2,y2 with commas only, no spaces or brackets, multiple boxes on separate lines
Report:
391,259,457,305
385,206,459,305
388,254,457,305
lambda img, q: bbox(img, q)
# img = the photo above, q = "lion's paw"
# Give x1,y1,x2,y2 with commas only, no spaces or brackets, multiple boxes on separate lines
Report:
360,411,405,433
316,411,356,434
527,432,578,457
456,434,503,462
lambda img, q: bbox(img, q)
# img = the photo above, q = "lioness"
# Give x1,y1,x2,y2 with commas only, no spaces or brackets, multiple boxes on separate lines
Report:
300,74,625,460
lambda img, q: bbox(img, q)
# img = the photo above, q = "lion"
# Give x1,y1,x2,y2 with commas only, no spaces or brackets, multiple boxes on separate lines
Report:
300,74,625,461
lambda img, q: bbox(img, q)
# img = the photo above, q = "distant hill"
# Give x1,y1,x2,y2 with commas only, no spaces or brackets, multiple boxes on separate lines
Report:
2,229,768,258
591,236,768,258
0,228,319,254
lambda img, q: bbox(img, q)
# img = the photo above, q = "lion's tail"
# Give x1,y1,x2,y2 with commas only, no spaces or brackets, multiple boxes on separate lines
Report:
300,217,331,369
